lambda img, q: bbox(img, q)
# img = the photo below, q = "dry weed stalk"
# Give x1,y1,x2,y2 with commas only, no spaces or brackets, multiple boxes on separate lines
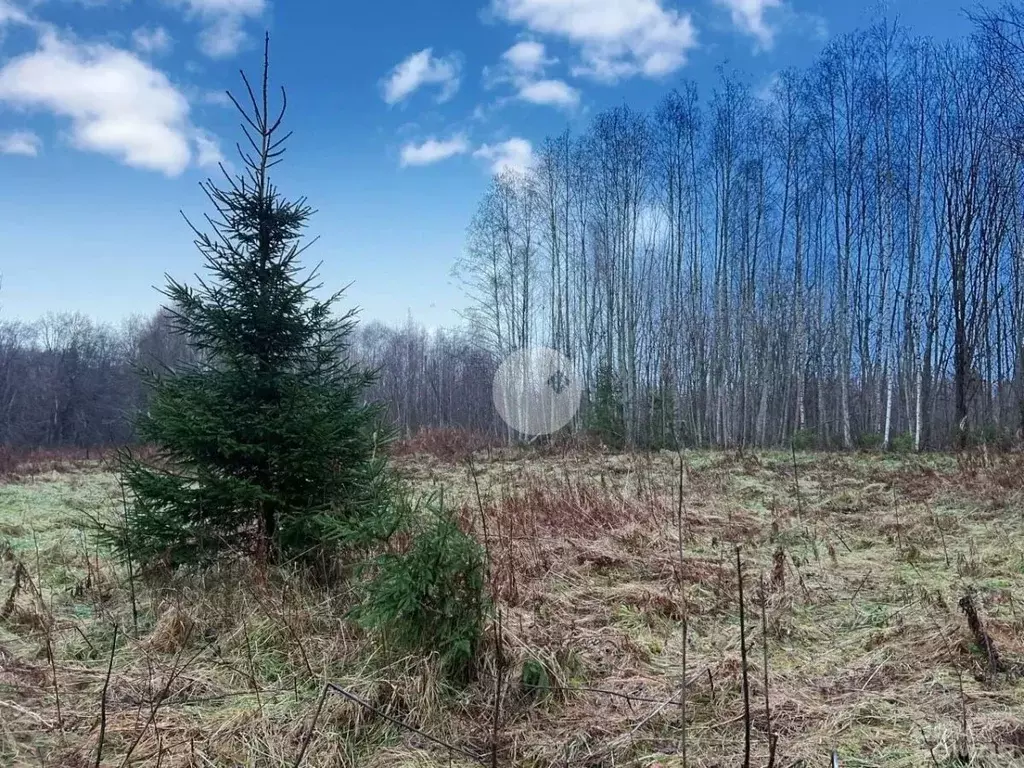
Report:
959,591,1002,676
676,455,688,768
293,683,329,767
736,546,751,768
760,574,777,768
95,623,118,768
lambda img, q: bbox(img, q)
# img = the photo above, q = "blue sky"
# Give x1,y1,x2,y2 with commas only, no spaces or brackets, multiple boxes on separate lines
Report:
0,0,975,331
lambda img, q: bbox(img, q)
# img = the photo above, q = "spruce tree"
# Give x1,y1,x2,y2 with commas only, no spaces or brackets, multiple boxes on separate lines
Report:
112,38,392,567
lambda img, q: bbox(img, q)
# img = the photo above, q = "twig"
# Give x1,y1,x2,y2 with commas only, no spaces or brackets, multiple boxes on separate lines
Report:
932,509,951,568
45,626,62,729
619,685,687,744
468,456,495,597
0,699,54,727
325,682,488,764
1,561,24,621
680,619,688,768
118,475,139,635
737,547,751,768
95,623,118,768
919,726,940,768
119,623,206,768
790,440,804,525
760,574,776,768
292,683,329,767
893,487,904,555
242,615,263,716
491,607,504,768
504,670,710,706
959,591,1002,675
248,586,314,678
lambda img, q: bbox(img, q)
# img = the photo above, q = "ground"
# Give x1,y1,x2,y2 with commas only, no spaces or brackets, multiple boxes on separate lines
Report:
1,447,1023,767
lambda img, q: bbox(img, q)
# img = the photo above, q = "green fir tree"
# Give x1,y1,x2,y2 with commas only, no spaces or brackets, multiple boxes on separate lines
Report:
110,38,393,567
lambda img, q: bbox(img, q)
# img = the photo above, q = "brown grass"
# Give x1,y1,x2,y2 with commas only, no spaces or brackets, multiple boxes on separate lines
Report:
1,448,1024,766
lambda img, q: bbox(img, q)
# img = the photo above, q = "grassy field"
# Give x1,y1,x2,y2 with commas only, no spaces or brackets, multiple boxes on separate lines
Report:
1,448,1024,767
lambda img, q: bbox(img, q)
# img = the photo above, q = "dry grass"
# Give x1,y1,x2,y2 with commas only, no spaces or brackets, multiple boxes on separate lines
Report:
2,448,1024,766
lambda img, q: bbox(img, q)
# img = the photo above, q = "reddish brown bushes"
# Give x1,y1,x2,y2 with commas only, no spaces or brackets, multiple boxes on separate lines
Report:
0,446,108,480
0,444,162,481
390,428,505,461
458,475,666,604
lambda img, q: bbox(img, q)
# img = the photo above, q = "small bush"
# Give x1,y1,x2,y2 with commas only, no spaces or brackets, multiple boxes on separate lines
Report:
856,432,884,451
352,493,488,682
965,425,1015,451
790,428,818,452
521,656,553,698
890,432,915,453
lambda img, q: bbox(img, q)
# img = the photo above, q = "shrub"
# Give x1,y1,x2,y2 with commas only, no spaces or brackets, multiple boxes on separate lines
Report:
856,432,884,451
352,493,488,682
790,428,818,452
521,656,553,699
890,432,915,453
390,428,502,460
965,425,1015,451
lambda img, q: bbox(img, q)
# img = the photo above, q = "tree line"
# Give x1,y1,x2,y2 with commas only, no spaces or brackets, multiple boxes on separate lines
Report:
0,307,504,449
6,10,1024,453
455,12,1024,450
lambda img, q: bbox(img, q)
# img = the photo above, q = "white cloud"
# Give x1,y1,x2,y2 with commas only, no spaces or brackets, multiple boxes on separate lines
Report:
474,137,534,175
132,26,173,55
173,0,265,58
714,0,782,50
400,135,469,167
0,0,30,27
0,34,194,175
518,78,579,107
502,40,553,74
382,48,462,105
197,15,247,58
490,0,697,82
193,128,224,167
203,89,233,107
487,40,579,110
179,0,264,11
0,129,40,155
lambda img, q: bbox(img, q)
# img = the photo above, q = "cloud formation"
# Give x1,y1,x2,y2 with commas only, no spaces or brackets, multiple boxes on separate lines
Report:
517,78,579,107
0,0,30,27
490,0,697,82
488,40,580,109
382,48,462,105
132,26,173,55
714,0,782,50
474,137,534,175
400,135,470,166
173,0,266,58
501,40,553,74
0,130,41,156
0,33,217,175
193,128,225,167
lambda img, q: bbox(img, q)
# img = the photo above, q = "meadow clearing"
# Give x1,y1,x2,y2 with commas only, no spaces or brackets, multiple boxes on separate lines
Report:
1,445,1023,767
